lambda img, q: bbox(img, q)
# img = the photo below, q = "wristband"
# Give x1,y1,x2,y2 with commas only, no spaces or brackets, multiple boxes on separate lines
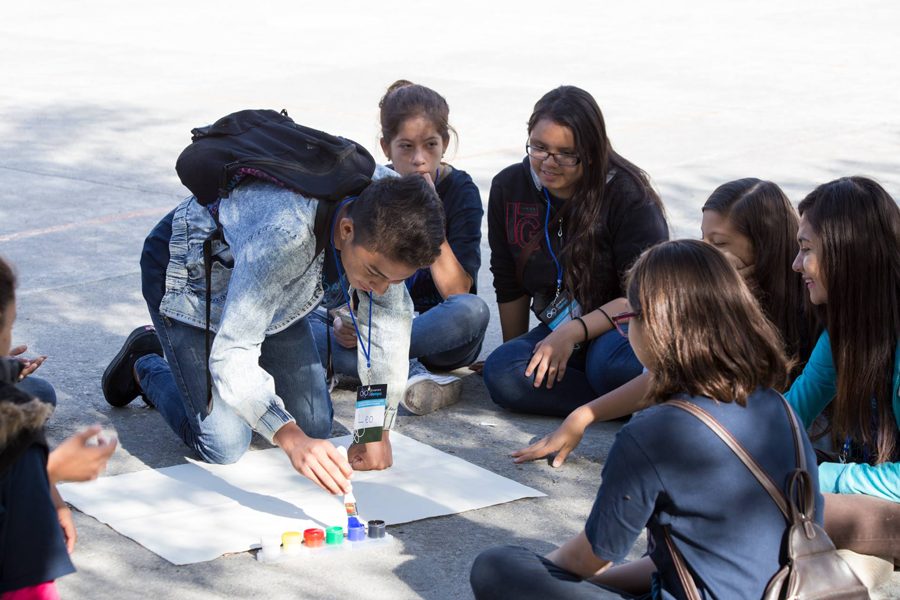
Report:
597,308,614,328
575,316,589,343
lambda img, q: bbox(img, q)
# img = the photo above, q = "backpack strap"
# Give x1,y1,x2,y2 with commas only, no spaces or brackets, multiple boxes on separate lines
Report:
202,228,223,413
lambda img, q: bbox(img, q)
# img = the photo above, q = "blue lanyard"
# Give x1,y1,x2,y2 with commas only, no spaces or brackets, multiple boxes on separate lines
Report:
543,187,563,297
330,197,373,369
405,168,440,292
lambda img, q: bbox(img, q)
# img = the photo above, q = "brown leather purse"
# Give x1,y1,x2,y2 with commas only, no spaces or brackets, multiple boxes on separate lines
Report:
663,396,869,600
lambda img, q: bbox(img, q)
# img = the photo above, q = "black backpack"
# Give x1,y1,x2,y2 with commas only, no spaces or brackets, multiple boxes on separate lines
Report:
175,109,376,411
176,108,376,256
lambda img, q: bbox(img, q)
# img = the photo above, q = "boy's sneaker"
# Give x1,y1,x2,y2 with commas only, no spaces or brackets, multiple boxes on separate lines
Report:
401,370,463,416
102,325,164,407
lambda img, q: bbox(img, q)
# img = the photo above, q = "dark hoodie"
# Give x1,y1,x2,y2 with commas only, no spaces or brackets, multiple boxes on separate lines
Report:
0,365,75,593
488,157,668,317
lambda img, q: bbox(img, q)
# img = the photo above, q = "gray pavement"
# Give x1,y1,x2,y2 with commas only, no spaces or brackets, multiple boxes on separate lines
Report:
2,1,899,598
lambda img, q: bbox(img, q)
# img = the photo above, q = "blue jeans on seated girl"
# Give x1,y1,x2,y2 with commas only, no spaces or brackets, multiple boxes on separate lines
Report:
470,546,647,600
483,323,642,417
309,293,490,381
134,310,333,465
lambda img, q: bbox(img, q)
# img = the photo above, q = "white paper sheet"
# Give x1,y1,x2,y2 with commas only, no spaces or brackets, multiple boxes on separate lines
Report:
59,432,545,565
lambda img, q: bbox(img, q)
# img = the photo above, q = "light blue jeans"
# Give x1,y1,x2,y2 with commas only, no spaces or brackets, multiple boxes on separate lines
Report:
309,293,490,380
135,310,333,464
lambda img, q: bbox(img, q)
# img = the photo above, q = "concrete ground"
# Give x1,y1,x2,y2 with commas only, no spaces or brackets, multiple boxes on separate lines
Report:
2,1,899,598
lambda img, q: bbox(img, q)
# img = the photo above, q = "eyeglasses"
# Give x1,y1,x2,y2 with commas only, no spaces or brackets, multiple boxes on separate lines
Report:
526,144,581,167
611,310,640,339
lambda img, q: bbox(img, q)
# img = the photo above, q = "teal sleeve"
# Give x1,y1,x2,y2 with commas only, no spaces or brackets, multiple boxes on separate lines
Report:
785,331,837,429
820,461,900,503
816,462,844,494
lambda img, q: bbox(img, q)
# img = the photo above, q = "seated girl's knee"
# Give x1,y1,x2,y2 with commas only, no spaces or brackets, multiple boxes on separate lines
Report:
483,352,529,409
470,546,524,597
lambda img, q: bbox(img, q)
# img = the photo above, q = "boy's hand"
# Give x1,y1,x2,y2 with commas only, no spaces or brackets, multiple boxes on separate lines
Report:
333,318,358,349
348,431,393,471
47,425,117,484
275,423,353,495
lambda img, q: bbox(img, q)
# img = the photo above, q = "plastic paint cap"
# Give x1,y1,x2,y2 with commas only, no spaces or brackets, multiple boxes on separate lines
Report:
281,531,303,547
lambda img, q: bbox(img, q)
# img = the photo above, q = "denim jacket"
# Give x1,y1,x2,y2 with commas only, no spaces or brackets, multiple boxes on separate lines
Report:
159,166,410,442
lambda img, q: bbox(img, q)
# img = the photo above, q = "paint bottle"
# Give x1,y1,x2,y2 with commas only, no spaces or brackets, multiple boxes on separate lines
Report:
325,526,344,545
260,535,282,561
347,519,366,542
367,520,385,539
282,531,303,555
303,528,324,548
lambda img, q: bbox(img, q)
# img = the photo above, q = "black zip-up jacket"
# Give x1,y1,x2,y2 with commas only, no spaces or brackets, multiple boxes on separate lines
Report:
488,157,668,317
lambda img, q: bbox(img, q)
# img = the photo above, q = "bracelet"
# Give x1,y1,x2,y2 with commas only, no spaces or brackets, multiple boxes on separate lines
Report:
597,308,614,328
575,316,589,343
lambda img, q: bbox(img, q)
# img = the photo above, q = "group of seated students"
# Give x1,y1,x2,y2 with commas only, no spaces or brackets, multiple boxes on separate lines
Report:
2,80,899,599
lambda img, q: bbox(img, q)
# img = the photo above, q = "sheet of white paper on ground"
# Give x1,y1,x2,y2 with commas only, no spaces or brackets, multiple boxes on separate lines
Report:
59,432,545,565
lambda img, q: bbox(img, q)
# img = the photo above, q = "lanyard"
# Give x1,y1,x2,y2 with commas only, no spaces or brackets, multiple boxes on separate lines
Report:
330,197,373,369
543,187,563,298
405,167,441,292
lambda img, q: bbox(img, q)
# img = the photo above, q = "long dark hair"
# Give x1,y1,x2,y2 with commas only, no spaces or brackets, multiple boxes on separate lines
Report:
799,176,900,464
627,240,790,407
703,179,806,362
0,255,15,330
527,86,663,312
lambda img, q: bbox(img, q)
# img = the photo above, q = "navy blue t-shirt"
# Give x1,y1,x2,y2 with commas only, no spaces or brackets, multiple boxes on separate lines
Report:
585,389,823,600
401,165,483,313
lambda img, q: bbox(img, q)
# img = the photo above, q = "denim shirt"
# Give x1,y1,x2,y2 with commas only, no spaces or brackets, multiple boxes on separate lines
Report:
159,166,410,442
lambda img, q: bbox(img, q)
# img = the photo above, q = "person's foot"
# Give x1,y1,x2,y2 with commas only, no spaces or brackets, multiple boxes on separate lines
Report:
401,369,463,415
102,325,163,407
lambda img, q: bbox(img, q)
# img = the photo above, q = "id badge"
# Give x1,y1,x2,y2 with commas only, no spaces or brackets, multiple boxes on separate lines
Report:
354,384,386,444
538,291,582,331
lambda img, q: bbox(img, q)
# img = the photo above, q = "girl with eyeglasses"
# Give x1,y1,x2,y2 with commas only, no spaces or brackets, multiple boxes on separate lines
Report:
512,178,812,467
472,240,822,599
481,86,667,416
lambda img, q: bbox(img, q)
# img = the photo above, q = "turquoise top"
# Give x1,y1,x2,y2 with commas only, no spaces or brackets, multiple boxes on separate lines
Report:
785,331,900,502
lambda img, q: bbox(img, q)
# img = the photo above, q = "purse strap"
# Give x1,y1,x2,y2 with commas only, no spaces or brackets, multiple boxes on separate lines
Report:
661,394,806,598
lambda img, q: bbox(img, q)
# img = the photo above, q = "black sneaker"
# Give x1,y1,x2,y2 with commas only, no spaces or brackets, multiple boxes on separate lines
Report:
102,325,164,407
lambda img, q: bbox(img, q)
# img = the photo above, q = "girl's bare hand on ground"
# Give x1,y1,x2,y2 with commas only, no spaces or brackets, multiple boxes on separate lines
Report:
468,360,485,376
511,408,591,467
